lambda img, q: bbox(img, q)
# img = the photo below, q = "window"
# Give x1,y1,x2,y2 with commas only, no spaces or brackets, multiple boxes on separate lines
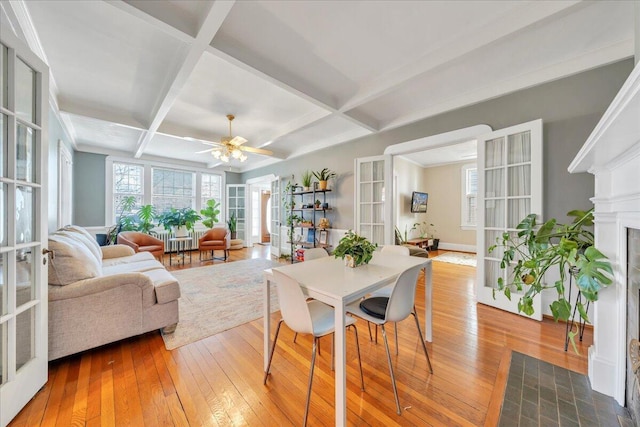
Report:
107,158,224,225
113,162,143,221
152,167,195,212
461,164,477,229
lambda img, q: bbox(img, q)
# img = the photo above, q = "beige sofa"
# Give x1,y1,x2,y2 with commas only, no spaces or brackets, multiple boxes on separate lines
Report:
47,226,180,360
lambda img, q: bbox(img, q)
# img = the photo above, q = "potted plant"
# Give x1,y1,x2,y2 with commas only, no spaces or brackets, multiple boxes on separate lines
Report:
315,199,321,209
489,208,613,351
136,204,157,235
412,221,429,238
301,170,314,191
313,168,336,191
227,211,237,239
333,230,378,267
157,207,201,237
200,199,221,229
106,195,137,244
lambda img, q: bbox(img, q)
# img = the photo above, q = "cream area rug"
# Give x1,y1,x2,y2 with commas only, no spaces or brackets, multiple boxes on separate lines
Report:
431,251,477,267
162,258,281,350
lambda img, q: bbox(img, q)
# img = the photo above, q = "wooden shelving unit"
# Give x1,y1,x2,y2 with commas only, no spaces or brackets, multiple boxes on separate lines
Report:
288,183,333,263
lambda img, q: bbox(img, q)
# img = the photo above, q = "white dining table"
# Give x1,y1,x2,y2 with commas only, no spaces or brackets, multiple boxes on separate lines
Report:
262,252,432,426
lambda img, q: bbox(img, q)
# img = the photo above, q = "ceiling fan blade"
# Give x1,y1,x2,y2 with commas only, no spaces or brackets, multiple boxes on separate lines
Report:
195,148,216,154
240,145,273,156
229,136,247,146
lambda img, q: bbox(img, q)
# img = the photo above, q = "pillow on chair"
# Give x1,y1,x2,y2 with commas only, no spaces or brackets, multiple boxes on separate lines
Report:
359,297,388,319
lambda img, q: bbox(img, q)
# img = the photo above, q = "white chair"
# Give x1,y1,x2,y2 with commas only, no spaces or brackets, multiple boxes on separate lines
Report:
368,245,411,352
347,264,433,415
303,247,328,261
264,270,364,426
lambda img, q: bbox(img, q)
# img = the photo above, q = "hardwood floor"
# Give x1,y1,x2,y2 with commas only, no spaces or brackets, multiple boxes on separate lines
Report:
10,247,591,426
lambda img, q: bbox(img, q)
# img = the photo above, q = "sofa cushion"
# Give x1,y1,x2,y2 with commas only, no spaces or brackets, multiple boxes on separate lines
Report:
102,259,165,276
142,269,181,304
63,225,102,256
102,251,155,268
48,234,102,286
57,229,102,263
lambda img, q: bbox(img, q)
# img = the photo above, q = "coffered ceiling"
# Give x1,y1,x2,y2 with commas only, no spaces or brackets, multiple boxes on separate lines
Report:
2,0,635,171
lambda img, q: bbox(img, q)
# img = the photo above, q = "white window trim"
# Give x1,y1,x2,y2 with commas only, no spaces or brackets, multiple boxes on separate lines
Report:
461,163,477,230
105,156,225,225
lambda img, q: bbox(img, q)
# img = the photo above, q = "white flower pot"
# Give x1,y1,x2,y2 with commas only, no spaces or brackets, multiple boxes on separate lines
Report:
174,226,188,237
344,254,355,268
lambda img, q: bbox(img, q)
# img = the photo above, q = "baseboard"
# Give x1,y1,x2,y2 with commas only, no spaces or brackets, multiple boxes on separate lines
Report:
437,242,476,253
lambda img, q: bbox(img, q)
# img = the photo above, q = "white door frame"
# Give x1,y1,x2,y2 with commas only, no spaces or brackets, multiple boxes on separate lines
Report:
246,174,276,247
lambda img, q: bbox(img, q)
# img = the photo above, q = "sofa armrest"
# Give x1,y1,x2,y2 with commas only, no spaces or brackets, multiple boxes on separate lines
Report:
49,272,156,307
101,244,135,259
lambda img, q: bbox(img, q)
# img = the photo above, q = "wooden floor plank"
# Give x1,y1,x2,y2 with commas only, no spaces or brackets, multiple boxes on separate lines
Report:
8,246,593,426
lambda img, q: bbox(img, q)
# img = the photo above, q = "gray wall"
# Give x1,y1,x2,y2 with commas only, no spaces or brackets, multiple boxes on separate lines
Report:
48,108,74,232
73,152,106,226
243,59,634,233
225,171,243,185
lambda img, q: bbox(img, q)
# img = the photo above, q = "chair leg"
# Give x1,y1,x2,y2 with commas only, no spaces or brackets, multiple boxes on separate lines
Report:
381,325,402,415
303,338,319,427
263,319,284,385
349,325,365,391
411,311,433,374
366,321,373,341
394,322,399,356
293,332,298,343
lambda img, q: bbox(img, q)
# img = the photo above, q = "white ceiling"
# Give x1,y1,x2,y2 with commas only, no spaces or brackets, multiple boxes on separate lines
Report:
4,0,636,172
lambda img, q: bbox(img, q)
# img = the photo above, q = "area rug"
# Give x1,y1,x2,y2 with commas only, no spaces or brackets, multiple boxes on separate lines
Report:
162,258,281,350
431,251,477,267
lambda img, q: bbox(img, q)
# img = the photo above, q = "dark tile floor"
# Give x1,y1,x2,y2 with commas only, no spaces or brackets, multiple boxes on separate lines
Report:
499,352,634,427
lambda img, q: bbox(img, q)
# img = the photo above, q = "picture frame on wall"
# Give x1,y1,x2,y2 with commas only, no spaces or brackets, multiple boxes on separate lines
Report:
318,229,328,245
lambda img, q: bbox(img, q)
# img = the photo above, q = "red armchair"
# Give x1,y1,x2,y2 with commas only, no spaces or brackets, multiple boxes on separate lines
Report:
198,227,231,261
117,231,165,261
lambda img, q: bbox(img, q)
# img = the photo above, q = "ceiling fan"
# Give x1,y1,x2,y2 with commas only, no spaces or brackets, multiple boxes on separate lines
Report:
195,114,273,163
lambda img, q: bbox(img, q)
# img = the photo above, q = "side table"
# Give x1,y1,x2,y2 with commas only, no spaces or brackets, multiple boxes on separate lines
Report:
168,236,192,266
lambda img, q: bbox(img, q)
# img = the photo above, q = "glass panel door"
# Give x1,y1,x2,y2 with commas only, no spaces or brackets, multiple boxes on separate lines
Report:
0,27,49,426
270,177,280,257
226,184,246,246
355,155,392,245
477,120,543,319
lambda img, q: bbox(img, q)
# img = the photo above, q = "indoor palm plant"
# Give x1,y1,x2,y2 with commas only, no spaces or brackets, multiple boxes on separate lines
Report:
489,208,612,351
333,230,378,267
157,207,201,237
227,211,238,239
136,204,157,234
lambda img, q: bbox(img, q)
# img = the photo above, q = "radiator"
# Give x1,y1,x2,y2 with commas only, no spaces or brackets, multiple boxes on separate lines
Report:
157,230,206,253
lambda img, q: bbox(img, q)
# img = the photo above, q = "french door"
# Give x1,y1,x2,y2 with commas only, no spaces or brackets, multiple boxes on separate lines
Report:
354,155,393,246
477,119,543,319
226,184,246,245
270,176,280,257
0,27,50,426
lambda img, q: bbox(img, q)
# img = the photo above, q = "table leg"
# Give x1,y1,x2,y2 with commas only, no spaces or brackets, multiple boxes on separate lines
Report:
263,275,272,372
334,299,346,426
424,262,433,342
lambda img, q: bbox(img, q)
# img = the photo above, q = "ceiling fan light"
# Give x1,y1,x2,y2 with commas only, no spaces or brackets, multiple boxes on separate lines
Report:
220,154,229,162
212,150,221,159
231,148,242,159
239,154,248,162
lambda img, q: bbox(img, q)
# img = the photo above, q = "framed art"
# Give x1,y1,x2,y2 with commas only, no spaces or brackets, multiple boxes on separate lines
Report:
318,229,328,245
307,228,316,243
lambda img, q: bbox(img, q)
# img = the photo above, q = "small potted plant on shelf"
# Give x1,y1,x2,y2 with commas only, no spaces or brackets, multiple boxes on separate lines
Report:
301,170,314,192
315,199,321,209
157,207,201,237
200,199,221,228
333,230,378,268
489,208,612,352
313,168,336,190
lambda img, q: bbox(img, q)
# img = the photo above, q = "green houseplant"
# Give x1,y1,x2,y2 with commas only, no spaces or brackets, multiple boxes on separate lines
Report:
489,208,613,351
333,230,378,267
157,207,201,237
136,204,157,235
313,168,336,190
200,199,221,228
227,211,237,239
301,170,314,191
106,195,137,244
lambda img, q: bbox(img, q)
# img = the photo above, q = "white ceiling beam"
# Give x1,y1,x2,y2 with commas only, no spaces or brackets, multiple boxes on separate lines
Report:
339,0,583,112
105,0,195,43
207,46,379,134
132,0,236,158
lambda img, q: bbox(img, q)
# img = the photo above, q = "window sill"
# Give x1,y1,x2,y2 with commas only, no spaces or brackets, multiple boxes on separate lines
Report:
461,225,476,231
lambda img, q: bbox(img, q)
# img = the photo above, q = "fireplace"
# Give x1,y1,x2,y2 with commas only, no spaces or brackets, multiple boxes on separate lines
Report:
568,61,640,411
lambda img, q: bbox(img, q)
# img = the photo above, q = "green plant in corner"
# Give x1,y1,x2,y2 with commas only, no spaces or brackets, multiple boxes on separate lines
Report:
107,195,137,244
227,211,237,237
200,199,221,228
333,230,378,267
489,208,613,352
136,204,157,235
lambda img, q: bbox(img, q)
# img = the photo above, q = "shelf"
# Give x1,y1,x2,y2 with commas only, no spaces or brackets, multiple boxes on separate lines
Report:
288,184,334,263
292,189,332,196
288,241,330,249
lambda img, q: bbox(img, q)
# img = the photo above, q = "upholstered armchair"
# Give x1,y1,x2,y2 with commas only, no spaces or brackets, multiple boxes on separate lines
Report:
117,231,165,261
198,227,231,261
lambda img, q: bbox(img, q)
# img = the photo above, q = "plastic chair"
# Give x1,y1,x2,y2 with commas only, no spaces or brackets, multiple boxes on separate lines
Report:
264,270,364,426
303,247,328,261
347,264,433,415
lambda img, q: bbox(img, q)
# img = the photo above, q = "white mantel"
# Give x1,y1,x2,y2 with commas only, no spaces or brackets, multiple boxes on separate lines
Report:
569,60,640,405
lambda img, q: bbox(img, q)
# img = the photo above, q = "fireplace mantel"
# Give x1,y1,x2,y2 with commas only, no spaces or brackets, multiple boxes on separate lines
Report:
569,61,640,406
